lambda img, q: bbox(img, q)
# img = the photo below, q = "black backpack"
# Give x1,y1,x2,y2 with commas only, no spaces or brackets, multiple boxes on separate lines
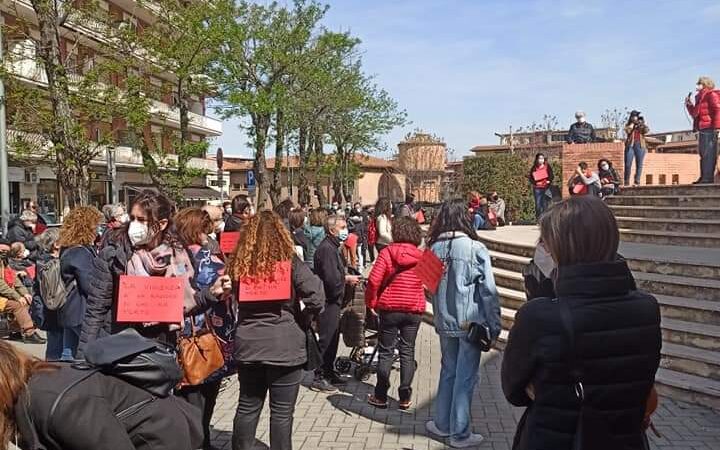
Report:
38,258,71,311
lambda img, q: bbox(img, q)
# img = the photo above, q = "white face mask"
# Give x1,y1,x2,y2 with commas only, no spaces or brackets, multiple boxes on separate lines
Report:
578,117,586,123
697,84,704,91
537,158,545,165
216,221,225,233
225,207,232,214
22,249,30,258
128,220,149,246
601,164,609,171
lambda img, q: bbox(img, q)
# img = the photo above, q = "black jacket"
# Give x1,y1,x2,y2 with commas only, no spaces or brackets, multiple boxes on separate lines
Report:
313,235,346,304
224,214,244,232
58,245,96,328
233,256,324,366
7,218,38,252
78,229,217,358
566,122,597,144
14,365,202,450
502,260,661,450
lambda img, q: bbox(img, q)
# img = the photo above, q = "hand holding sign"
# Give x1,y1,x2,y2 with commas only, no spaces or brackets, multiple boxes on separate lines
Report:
117,275,185,323
238,260,292,302
413,249,444,295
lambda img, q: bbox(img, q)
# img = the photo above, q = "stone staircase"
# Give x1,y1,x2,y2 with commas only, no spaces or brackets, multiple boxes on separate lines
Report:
605,184,720,248
476,185,720,409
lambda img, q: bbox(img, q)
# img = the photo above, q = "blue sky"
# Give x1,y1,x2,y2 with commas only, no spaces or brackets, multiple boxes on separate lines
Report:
213,0,720,158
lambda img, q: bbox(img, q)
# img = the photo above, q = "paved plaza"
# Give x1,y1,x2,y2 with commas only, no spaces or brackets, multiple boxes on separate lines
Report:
205,322,720,450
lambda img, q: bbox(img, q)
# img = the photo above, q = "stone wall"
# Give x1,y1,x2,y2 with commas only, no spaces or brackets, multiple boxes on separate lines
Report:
639,153,700,185
560,142,624,197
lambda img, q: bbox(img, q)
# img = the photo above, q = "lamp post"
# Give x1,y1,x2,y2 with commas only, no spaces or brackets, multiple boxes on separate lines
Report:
0,26,10,233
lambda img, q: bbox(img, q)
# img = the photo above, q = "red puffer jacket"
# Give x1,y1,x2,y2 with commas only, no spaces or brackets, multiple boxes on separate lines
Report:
687,89,720,130
365,243,425,314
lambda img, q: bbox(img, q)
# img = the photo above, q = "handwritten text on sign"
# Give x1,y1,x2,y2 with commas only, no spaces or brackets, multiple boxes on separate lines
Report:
116,275,185,323
238,260,292,302
220,232,241,254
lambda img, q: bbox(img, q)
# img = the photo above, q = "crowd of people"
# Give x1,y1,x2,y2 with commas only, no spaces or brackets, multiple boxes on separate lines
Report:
0,187,664,449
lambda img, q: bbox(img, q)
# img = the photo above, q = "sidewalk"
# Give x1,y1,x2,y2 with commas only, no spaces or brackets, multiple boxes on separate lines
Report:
207,322,720,450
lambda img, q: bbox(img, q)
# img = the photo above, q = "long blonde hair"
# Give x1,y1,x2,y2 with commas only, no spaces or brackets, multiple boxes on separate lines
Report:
226,210,295,280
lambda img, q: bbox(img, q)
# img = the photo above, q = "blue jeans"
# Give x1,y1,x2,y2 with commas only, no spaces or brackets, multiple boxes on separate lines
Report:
433,335,483,441
624,142,646,185
698,129,718,183
45,326,80,361
472,213,485,230
533,188,547,220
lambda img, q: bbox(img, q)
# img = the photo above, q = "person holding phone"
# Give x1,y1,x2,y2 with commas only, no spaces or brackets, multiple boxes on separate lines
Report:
686,77,720,184
501,196,661,450
623,111,649,186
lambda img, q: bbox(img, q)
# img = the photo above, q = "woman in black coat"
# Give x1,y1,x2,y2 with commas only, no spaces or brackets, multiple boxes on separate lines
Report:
55,207,103,360
1,340,202,450
501,196,661,450
226,210,325,450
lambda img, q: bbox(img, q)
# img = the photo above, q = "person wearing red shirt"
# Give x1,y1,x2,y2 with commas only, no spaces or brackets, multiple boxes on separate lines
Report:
365,216,426,410
686,76,720,184
528,153,554,220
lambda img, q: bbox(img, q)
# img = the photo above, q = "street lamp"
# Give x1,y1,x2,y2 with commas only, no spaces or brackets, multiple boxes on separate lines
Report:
0,26,10,234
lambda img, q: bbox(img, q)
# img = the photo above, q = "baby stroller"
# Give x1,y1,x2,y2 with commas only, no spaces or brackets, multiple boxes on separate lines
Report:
335,279,399,381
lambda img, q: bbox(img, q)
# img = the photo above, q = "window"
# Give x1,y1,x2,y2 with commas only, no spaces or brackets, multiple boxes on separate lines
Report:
645,174,653,185
672,174,679,185
233,183,242,190
151,125,163,151
658,174,667,185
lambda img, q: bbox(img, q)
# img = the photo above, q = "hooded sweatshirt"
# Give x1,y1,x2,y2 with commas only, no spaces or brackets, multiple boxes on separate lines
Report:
365,242,425,314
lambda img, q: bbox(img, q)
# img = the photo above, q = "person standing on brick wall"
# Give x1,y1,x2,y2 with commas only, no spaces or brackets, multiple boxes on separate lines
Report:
686,76,720,184
623,111,649,186
566,111,597,144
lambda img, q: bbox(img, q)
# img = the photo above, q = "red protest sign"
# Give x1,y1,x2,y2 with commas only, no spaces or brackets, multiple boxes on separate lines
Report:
116,275,185,323
220,231,240,254
25,265,36,280
238,260,292,302
413,249,444,295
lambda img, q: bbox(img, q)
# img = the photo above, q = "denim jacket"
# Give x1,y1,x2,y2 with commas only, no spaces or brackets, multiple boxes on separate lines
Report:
430,232,501,338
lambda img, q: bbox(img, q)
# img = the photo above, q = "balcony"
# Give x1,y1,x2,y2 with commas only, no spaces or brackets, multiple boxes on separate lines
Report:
4,56,223,137
7,129,215,172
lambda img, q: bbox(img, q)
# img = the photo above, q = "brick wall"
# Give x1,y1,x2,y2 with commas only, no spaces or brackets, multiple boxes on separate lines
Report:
560,142,624,198
637,153,700,185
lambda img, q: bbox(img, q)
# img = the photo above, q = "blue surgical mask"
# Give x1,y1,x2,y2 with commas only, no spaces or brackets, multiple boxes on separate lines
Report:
338,228,349,242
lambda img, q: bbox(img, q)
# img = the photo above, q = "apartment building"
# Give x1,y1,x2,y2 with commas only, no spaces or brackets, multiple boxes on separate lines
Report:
1,0,222,222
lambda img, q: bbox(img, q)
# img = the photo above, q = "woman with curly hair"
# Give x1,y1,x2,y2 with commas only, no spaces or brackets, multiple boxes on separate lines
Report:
227,210,324,450
52,206,102,360
78,191,231,357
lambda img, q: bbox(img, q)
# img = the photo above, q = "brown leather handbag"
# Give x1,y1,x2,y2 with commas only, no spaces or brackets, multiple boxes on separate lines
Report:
177,316,225,387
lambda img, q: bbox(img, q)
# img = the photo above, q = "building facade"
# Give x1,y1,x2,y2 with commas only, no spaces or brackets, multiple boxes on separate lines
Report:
1,1,222,221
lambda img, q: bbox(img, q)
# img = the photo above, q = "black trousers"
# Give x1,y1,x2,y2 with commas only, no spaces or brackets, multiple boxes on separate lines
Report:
374,311,421,402
232,365,303,450
176,379,222,450
317,302,342,375
698,128,718,182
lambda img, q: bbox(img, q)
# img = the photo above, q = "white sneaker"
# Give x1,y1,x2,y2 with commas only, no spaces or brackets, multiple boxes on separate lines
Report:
425,420,450,438
449,433,485,448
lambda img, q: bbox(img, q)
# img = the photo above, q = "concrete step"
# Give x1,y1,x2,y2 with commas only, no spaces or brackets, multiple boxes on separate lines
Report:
620,184,720,197
498,286,527,311
620,228,720,248
658,295,720,326
661,342,720,380
606,194,720,208
500,307,516,331
655,368,720,410
488,250,531,274
609,205,720,220
478,234,535,258
493,267,525,292
635,272,720,302
627,256,720,279
616,217,720,234
662,318,720,351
